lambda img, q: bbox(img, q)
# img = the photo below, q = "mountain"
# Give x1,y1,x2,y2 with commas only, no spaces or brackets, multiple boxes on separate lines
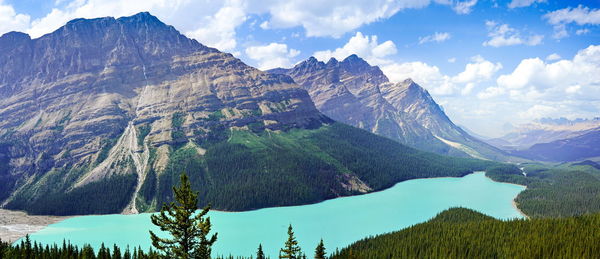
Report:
268,55,509,161
511,127,600,162
0,13,498,216
488,117,600,150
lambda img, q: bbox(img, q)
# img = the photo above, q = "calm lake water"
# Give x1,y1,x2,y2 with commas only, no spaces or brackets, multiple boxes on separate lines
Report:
27,172,525,257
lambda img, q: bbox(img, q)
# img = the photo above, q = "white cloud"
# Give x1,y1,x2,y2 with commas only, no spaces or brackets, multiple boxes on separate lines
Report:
477,86,505,99
259,21,269,29
497,45,600,99
452,0,477,14
576,28,590,35
418,32,451,44
565,85,581,94
483,21,543,47
448,57,456,63
313,32,397,66
245,42,300,70
382,61,456,95
453,55,503,84
0,0,31,35
544,5,600,39
518,104,558,120
380,55,501,96
507,0,545,9
186,0,248,51
260,0,430,38
546,53,561,61
544,5,600,26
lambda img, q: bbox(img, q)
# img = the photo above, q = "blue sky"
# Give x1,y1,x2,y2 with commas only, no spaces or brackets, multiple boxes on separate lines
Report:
1,0,598,137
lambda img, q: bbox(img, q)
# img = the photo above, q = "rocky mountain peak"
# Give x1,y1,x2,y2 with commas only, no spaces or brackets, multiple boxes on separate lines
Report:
271,55,508,160
326,57,339,67
0,31,30,42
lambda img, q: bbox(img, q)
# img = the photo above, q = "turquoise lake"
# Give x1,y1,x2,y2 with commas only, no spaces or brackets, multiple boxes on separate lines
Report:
27,172,525,257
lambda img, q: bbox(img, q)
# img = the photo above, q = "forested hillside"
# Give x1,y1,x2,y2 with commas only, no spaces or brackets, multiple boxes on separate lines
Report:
487,162,600,218
332,207,600,259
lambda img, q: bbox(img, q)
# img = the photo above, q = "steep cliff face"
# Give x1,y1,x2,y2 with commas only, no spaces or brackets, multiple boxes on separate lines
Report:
271,55,509,160
0,12,329,214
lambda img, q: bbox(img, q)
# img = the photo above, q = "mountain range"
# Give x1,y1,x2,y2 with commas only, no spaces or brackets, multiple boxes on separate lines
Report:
269,56,509,161
486,118,600,162
487,117,600,150
0,12,499,216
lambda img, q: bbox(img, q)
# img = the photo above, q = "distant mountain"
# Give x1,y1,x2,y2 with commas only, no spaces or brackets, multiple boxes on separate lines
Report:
0,13,497,215
511,127,600,162
269,55,510,161
488,118,600,150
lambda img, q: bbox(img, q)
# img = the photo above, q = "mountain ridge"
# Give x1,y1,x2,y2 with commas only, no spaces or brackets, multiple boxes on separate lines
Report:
269,55,510,161
0,12,500,216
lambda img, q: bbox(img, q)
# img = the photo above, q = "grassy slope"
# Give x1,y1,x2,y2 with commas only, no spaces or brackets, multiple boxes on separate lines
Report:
332,207,600,259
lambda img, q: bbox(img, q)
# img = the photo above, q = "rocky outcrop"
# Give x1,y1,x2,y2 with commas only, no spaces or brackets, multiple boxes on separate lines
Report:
270,55,509,160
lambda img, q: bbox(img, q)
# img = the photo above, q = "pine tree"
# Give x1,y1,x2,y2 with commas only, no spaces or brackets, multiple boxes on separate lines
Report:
149,173,217,259
280,224,302,259
315,239,326,259
257,244,266,259
112,244,121,259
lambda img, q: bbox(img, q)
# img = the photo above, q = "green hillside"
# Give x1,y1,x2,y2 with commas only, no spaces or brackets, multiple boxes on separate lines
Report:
332,207,600,259
7,123,503,215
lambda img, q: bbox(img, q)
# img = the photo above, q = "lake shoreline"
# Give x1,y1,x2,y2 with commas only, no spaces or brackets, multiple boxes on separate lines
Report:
6,171,527,244
479,171,529,219
0,209,71,244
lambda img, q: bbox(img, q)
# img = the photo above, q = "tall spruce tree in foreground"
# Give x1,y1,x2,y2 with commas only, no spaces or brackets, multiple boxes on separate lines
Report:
279,225,302,259
150,173,217,259
315,239,326,259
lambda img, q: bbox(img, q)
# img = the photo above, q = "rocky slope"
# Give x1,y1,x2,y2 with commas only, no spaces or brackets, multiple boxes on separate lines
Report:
0,12,329,214
269,56,509,160
0,13,498,216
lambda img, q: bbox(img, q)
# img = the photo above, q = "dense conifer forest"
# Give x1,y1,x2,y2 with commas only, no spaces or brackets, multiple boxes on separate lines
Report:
141,123,504,212
331,207,600,259
487,162,600,217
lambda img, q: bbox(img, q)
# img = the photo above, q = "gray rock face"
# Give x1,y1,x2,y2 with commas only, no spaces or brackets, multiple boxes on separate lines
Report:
270,55,508,160
0,12,328,211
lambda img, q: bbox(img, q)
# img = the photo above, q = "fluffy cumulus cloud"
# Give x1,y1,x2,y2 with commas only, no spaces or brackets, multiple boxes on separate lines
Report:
313,32,397,66
380,56,501,96
507,0,545,9
245,42,300,70
186,0,248,52
490,45,600,120
382,61,455,95
483,21,543,47
497,45,600,92
544,5,600,39
418,32,451,44
313,32,503,96
0,0,31,35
